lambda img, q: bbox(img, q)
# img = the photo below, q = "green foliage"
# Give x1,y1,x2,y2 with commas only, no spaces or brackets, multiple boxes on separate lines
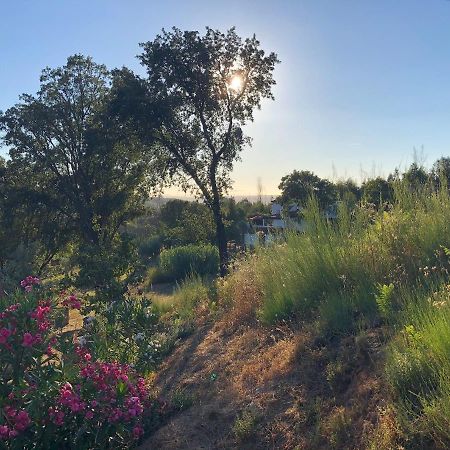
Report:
127,197,264,256
171,275,211,319
73,234,141,304
138,235,163,260
158,244,219,281
171,389,194,411
335,178,361,207
86,295,165,373
0,244,39,295
278,170,337,209
232,409,258,441
386,286,450,447
362,176,394,206
162,202,216,247
230,180,450,340
0,55,155,293
403,162,429,191
375,283,395,320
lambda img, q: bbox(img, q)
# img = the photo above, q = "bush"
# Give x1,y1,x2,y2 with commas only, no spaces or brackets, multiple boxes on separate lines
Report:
232,409,258,441
0,277,154,449
72,234,141,305
85,295,165,374
158,244,219,281
138,236,163,260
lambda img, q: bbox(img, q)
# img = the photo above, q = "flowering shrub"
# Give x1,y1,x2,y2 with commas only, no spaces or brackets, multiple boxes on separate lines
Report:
0,277,154,449
84,295,165,373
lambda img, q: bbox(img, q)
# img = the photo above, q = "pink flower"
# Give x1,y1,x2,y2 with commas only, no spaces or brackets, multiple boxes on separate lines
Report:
20,275,40,292
49,408,65,426
133,425,144,439
0,425,9,439
63,294,81,309
0,328,12,345
22,333,34,347
14,410,30,431
85,411,94,420
3,408,30,433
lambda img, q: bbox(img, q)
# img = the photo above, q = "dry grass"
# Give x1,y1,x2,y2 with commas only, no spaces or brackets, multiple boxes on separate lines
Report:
141,314,393,450
365,406,404,450
238,337,297,388
219,257,264,329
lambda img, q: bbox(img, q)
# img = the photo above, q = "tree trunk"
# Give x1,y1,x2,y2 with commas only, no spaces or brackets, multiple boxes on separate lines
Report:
212,201,228,277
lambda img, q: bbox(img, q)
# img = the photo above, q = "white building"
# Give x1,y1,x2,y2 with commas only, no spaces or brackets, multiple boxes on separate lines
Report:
244,201,305,248
243,200,339,248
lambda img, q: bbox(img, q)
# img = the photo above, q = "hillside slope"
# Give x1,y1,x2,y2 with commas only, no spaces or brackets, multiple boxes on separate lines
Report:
141,319,392,450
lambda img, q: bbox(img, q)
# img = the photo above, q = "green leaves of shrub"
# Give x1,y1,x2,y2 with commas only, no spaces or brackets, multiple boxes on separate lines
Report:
375,283,395,320
158,244,219,281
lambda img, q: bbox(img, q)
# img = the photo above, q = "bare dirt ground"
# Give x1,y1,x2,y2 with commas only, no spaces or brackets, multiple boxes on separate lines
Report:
140,318,389,450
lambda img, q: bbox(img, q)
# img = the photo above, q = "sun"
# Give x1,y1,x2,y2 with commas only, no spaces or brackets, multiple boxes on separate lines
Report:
228,74,243,92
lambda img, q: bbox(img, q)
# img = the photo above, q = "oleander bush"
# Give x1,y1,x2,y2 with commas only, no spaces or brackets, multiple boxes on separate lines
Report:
0,277,156,449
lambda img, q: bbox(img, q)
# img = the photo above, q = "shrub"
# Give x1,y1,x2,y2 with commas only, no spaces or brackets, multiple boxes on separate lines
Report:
0,277,154,449
158,244,219,281
320,406,352,449
232,409,258,441
85,295,165,374
72,234,141,304
138,236,162,260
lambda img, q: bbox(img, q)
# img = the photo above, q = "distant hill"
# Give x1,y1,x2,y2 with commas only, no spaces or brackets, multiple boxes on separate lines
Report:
146,194,276,208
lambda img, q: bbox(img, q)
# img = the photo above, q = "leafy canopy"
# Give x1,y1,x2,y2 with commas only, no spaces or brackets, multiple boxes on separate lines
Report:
0,55,151,248
278,170,337,209
112,27,279,201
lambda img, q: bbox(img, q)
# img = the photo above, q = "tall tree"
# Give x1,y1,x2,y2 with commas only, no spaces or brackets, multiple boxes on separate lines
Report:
430,157,450,189
403,162,429,190
361,177,393,207
335,178,361,206
0,55,153,291
110,27,279,275
277,170,336,209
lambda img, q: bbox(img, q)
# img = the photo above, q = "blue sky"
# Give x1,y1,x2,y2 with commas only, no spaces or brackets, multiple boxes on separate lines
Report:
1,0,450,196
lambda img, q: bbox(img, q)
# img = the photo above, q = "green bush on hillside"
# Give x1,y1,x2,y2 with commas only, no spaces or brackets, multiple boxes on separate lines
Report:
138,235,163,259
158,244,219,281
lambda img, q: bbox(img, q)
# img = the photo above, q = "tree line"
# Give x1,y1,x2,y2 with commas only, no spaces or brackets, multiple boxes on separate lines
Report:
277,159,450,211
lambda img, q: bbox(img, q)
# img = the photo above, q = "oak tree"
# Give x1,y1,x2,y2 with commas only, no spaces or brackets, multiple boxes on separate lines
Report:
111,27,279,275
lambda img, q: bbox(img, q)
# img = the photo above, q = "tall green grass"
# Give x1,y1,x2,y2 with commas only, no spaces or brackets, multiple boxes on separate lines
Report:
224,181,450,447
152,274,213,319
386,285,450,447
249,184,450,332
